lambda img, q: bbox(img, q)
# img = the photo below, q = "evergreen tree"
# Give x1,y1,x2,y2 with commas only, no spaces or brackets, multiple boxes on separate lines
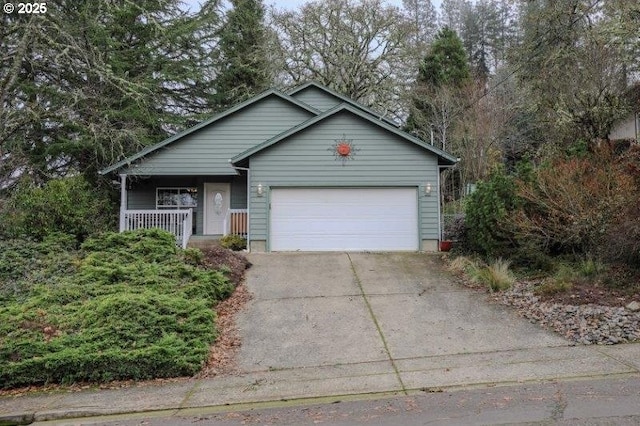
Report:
406,27,470,150
211,0,271,111
0,0,221,188
419,27,470,88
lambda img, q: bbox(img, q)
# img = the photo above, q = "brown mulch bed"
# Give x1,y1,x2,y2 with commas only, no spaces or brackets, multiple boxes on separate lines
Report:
200,246,252,287
536,281,640,307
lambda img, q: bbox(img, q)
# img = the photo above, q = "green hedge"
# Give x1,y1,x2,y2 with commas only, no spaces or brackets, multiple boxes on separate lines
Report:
0,229,234,389
0,176,115,242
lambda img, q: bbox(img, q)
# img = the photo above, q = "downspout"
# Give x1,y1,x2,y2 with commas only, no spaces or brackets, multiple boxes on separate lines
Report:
119,174,127,232
228,161,251,252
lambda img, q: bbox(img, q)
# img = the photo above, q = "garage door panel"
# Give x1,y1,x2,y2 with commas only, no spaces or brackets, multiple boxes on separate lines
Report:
270,188,418,251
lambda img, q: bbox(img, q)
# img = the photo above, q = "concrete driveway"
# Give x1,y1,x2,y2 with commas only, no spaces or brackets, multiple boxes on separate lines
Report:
4,252,638,422
230,252,636,400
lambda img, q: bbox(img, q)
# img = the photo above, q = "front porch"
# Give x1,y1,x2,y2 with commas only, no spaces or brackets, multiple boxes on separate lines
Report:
121,208,248,249
118,174,249,249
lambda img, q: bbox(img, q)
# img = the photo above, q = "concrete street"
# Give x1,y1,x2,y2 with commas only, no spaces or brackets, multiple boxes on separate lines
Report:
1,252,639,425
38,376,640,425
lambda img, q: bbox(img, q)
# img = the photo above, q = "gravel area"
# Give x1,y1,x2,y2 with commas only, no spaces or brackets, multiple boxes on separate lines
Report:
496,282,640,345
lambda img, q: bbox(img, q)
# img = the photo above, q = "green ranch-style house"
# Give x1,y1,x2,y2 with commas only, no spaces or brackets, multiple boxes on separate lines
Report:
99,82,458,251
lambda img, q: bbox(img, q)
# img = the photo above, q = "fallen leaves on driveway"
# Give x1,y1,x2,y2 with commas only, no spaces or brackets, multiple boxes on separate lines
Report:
197,283,253,378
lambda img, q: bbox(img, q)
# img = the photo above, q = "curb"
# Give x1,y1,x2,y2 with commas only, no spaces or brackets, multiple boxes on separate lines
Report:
0,412,34,425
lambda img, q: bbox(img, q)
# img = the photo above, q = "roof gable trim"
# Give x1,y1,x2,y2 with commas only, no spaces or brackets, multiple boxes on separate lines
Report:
287,82,399,127
231,103,458,165
99,90,320,175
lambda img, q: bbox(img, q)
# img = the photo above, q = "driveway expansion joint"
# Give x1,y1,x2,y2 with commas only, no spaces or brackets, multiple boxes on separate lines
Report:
254,294,363,301
593,346,640,373
346,253,407,395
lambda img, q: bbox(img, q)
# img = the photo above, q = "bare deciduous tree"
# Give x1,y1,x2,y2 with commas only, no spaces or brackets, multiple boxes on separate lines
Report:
270,0,413,121
402,0,438,54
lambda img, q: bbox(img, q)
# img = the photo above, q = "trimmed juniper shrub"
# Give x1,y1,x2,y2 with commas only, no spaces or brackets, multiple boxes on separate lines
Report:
0,229,234,389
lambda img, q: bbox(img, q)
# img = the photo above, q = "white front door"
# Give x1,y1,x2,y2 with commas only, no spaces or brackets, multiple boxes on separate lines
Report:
204,183,230,235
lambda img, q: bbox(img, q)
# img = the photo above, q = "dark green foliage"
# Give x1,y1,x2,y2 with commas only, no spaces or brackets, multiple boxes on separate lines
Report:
405,26,470,145
183,247,205,266
211,0,270,111
0,176,116,242
464,166,519,257
220,234,247,251
418,27,470,89
0,229,234,389
1,0,221,187
0,234,78,302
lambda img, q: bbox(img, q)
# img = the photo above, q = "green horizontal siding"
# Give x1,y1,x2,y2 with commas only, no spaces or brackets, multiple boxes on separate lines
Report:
122,96,314,175
248,110,440,247
290,86,341,111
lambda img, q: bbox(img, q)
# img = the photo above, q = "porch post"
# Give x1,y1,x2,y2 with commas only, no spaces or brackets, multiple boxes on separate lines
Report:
246,168,251,250
119,174,127,232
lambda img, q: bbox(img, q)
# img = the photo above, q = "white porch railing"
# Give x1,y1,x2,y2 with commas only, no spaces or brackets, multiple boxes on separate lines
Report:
122,209,193,249
224,209,248,237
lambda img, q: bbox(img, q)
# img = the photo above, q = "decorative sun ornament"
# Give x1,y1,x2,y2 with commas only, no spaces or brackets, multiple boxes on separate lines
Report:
329,135,359,165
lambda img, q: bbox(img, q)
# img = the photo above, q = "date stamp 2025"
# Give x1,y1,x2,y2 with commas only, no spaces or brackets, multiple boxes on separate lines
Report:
3,2,47,14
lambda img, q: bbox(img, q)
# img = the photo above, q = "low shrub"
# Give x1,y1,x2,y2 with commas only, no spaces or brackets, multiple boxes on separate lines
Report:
533,259,607,297
446,255,479,276
0,176,115,242
510,242,555,273
448,256,515,293
0,229,235,389
510,154,634,257
464,166,519,257
579,257,606,278
535,279,573,296
220,234,247,251
0,234,77,302
183,247,204,266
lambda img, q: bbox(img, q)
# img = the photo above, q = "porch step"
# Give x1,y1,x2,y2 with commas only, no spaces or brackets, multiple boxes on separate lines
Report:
187,236,222,250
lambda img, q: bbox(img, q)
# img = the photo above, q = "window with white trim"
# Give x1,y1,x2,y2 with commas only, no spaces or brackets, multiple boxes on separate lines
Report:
156,188,197,209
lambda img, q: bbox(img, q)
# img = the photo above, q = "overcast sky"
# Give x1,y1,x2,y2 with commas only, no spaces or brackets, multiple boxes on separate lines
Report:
182,0,416,13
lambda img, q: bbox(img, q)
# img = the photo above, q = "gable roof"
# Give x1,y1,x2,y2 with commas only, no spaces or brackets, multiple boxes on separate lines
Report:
99,89,320,175
287,82,399,127
231,103,458,165
100,82,457,176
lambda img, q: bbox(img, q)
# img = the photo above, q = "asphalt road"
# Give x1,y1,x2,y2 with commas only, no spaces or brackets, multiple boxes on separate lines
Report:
35,376,640,425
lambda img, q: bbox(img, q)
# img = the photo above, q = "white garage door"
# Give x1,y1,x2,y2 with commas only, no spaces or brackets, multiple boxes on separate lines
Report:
270,188,418,251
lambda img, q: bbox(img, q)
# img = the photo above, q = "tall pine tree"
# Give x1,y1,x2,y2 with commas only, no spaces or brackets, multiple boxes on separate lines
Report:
406,27,470,150
0,0,221,187
211,0,271,111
